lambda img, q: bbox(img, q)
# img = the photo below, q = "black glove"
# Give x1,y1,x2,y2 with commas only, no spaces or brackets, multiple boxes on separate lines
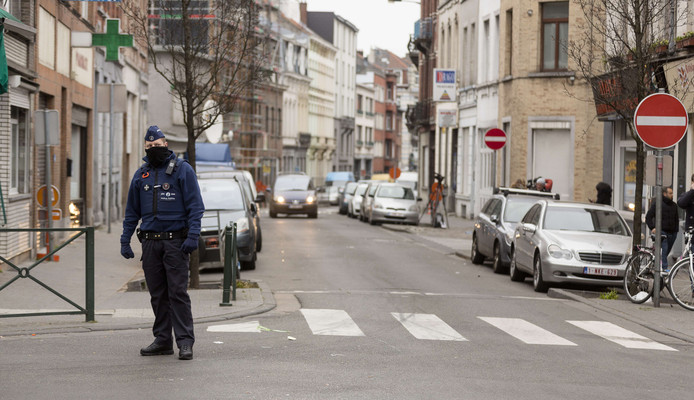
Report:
121,242,134,259
180,237,198,254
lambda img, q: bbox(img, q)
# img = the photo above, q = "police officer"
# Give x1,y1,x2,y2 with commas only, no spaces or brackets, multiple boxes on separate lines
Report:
120,126,204,361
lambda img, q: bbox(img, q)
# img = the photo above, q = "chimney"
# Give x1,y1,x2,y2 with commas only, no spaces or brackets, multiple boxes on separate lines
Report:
300,2,307,25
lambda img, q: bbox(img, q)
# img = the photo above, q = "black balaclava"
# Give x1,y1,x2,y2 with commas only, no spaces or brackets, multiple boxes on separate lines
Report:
146,147,170,168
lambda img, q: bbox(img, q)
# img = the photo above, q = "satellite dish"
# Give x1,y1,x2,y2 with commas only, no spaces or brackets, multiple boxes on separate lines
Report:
202,100,223,143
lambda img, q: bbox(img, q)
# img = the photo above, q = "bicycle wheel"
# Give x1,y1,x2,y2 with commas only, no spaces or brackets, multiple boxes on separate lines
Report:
623,251,654,304
668,259,694,311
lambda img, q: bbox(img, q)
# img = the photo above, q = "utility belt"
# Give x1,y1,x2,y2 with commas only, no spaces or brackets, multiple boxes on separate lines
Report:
137,228,188,241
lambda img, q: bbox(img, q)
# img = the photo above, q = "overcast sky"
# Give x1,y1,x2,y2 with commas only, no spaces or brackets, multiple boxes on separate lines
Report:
305,0,420,57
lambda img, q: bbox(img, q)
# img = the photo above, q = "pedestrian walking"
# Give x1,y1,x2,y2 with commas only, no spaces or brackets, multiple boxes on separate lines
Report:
594,182,612,205
646,186,679,271
120,126,205,360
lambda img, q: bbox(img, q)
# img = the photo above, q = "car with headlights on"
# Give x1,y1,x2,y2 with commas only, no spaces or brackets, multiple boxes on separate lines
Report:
510,200,632,292
198,176,259,270
472,188,559,274
267,173,318,218
365,183,419,225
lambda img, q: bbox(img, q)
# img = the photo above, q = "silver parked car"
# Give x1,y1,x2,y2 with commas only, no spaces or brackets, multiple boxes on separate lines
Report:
349,182,369,218
359,182,381,222
366,183,419,225
510,200,632,292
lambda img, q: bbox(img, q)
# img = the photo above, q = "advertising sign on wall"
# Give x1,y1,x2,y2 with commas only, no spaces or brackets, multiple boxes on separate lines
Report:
433,69,456,102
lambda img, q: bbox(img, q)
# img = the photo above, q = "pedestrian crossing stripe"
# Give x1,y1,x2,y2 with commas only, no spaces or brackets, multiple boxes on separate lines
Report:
567,320,677,351
478,317,576,346
206,310,677,351
300,309,365,336
392,313,467,341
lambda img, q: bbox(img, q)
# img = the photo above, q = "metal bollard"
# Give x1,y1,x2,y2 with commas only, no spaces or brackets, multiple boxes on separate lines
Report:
220,222,237,306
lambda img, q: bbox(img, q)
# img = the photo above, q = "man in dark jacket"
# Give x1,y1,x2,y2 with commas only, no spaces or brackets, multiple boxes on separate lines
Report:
595,182,612,205
646,187,678,270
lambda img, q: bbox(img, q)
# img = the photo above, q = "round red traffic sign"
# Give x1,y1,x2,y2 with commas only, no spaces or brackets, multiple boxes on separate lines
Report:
484,128,507,150
634,93,688,149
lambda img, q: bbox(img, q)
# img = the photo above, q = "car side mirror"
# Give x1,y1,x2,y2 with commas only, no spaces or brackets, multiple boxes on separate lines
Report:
490,214,499,224
522,223,536,233
250,203,258,213
255,193,265,203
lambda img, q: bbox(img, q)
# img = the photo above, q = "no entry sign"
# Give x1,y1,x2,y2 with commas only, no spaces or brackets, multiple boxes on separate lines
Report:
484,128,507,150
634,93,688,149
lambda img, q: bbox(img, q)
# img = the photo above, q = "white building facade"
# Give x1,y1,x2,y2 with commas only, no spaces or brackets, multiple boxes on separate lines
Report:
355,83,376,178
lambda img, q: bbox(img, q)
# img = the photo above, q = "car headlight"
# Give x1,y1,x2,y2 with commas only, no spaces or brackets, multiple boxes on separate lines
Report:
409,204,418,211
276,196,285,204
374,202,384,209
306,195,315,204
548,244,573,260
236,217,250,233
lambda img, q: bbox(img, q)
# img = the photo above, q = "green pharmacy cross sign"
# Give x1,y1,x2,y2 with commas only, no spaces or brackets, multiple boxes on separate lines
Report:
92,19,133,61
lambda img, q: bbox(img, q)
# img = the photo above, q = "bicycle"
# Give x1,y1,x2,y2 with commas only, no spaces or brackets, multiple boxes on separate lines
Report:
418,172,448,228
623,228,694,309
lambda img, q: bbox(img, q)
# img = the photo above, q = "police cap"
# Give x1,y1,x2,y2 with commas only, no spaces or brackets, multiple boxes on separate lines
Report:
145,125,165,142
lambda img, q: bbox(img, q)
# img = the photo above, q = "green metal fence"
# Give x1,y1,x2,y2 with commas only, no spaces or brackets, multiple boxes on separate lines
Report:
220,222,238,306
0,227,95,321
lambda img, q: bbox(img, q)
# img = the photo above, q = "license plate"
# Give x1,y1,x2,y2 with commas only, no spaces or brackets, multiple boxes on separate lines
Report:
583,267,618,277
387,212,403,217
289,205,303,209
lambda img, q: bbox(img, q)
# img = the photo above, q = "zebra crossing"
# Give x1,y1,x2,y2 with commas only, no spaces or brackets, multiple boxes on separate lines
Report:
206,308,678,352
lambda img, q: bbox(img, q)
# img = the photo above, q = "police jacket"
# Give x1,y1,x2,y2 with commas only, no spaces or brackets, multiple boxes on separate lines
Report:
646,195,679,234
678,189,694,231
121,151,205,243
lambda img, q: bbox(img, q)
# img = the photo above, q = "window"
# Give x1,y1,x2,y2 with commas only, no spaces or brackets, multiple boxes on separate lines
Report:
38,7,56,69
150,1,210,47
541,2,569,71
10,107,29,195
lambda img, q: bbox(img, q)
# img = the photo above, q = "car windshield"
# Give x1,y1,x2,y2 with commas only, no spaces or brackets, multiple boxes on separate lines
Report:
355,185,368,196
504,196,541,223
377,186,415,200
345,182,359,195
543,207,629,235
274,175,310,191
199,180,245,211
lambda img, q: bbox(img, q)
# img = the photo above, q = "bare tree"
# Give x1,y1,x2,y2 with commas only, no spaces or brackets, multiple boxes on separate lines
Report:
568,0,688,246
122,0,270,165
121,0,271,287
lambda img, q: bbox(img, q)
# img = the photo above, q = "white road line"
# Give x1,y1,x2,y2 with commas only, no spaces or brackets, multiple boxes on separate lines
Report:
567,320,677,351
392,313,467,341
479,317,577,346
207,321,260,333
300,309,365,336
636,116,687,126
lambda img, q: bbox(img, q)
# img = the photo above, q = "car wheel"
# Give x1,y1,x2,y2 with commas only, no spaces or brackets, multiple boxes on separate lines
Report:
471,234,485,264
308,210,318,218
533,253,549,293
255,227,262,253
492,242,508,274
241,252,257,271
369,214,377,225
269,208,277,218
510,248,525,282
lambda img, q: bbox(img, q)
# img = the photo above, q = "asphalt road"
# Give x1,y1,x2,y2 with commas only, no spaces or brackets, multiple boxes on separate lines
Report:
3,207,693,399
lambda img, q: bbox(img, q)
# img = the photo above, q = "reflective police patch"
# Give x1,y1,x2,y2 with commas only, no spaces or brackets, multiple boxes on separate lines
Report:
149,136,154,140
163,183,170,191
144,184,150,191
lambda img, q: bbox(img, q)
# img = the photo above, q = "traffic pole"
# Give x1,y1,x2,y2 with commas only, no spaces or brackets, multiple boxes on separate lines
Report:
654,149,663,307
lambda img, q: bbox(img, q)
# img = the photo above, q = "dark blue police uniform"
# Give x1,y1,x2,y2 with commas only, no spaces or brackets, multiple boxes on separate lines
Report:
121,127,204,359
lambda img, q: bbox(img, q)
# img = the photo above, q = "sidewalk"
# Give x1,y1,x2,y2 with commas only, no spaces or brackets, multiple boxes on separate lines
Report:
0,226,274,337
383,213,694,345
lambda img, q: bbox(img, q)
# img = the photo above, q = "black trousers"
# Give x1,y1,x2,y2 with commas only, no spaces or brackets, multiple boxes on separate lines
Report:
141,238,195,348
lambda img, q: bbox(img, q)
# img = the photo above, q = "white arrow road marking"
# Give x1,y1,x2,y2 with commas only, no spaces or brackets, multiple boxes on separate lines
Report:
479,317,577,346
636,116,687,126
392,313,467,341
207,321,261,333
300,309,365,336
567,320,677,351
